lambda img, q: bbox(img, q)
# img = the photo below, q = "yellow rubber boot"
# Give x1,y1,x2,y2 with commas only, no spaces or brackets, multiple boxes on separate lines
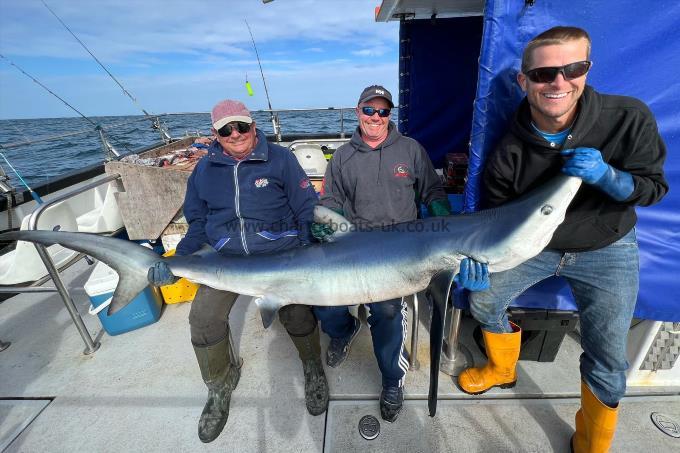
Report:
457,322,521,394
571,381,619,453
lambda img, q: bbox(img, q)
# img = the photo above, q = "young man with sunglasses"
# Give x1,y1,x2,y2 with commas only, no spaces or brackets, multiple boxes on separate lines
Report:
312,85,489,422
458,26,668,452
148,99,329,443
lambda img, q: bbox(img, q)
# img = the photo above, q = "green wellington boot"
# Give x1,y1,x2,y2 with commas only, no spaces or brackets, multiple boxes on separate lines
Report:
289,326,330,415
194,335,241,443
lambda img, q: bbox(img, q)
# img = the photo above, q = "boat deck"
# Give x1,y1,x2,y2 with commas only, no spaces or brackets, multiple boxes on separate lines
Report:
1,259,679,452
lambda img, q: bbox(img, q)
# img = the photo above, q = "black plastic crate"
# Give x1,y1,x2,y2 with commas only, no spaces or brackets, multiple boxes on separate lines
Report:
473,308,579,362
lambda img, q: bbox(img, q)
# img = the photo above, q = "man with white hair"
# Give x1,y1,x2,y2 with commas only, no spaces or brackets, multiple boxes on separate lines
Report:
148,99,329,443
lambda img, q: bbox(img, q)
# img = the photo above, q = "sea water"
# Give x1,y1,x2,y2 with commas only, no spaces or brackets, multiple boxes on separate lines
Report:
0,109,391,188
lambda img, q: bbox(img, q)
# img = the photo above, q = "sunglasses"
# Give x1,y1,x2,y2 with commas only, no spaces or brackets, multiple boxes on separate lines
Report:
525,60,592,83
361,106,391,117
217,121,251,137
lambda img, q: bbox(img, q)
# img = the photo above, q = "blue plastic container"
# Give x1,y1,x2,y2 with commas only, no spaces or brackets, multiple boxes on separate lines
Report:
85,262,163,336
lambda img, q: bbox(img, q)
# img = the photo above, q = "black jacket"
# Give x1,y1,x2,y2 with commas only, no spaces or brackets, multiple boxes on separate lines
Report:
483,85,668,252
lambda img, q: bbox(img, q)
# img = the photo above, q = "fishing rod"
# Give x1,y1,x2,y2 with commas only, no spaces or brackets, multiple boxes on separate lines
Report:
244,20,281,141
40,1,171,141
0,149,44,204
0,54,98,129
41,0,151,117
0,54,131,157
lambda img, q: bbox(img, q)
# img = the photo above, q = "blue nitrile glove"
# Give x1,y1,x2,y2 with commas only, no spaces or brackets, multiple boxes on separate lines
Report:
311,207,344,242
561,147,608,184
561,148,634,201
454,258,490,291
147,260,179,286
592,166,634,201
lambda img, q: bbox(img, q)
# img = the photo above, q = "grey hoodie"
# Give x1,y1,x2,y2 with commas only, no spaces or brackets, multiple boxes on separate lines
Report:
320,122,448,229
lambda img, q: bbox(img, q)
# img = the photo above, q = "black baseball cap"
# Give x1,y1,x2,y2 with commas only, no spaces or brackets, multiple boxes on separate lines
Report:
357,85,394,108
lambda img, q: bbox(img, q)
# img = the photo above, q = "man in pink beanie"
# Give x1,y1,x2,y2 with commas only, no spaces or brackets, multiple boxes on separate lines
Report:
148,99,328,443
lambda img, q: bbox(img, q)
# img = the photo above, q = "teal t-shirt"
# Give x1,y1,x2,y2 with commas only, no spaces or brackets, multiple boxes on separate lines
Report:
531,122,572,147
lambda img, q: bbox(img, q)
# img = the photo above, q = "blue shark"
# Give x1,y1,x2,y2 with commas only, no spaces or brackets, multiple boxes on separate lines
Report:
0,174,581,415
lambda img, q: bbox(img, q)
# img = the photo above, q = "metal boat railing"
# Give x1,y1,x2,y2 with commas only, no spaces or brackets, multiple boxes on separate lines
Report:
0,107,358,154
24,173,124,354
0,115,166,150
2,171,240,363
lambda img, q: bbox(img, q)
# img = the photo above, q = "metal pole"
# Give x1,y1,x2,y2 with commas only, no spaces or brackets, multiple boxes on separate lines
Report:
98,128,120,159
0,287,57,293
32,243,100,355
340,108,345,139
439,304,472,376
409,293,420,370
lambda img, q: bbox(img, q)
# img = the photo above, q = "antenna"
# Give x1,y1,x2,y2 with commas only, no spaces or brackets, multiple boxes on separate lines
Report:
244,20,281,141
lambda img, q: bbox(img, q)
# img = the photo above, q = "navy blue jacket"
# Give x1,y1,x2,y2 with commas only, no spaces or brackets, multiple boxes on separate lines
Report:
176,130,317,256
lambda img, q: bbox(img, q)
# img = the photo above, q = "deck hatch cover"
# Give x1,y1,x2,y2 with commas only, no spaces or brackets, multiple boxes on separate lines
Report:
358,415,380,440
650,412,680,438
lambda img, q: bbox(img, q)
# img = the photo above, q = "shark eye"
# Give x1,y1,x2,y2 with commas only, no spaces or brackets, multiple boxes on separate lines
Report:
541,205,554,215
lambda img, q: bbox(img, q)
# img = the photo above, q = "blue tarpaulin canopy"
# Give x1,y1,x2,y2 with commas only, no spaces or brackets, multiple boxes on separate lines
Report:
398,1,680,320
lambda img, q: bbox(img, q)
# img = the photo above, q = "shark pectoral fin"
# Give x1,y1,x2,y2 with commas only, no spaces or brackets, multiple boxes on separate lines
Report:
193,244,218,258
426,269,455,417
254,296,285,329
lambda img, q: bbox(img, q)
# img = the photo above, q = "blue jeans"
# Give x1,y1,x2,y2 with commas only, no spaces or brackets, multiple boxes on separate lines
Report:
469,229,639,406
314,299,409,388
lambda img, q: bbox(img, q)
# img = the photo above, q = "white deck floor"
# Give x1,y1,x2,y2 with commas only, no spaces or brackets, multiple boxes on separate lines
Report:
1,259,679,452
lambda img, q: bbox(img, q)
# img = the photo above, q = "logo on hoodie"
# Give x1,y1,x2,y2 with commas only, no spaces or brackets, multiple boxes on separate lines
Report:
393,163,410,178
255,178,269,188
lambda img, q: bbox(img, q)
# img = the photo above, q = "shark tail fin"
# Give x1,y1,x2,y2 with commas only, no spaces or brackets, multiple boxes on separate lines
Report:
426,269,455,417
0,230,162,315
313,205,355,241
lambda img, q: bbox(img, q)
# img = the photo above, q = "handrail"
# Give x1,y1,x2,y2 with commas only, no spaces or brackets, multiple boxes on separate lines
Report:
0,286,57,293
0,115,163,150
26,173,122,355
160,107,358,138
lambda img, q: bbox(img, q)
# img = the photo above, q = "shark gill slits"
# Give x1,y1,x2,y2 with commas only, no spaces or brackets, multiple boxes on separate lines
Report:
541,205,554,215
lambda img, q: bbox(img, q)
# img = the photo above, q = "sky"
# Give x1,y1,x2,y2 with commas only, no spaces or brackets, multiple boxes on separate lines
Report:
0,0,398,119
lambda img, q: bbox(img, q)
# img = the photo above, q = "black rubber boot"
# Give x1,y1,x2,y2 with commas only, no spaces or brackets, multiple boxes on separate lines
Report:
380,385,404,423
326,316,361,368
194,336,241,443
289,326,330,416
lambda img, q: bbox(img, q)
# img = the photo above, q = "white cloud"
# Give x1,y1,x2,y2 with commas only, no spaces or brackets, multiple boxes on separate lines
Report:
0,0,397,60
351,45,391,57
0,0,399,118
